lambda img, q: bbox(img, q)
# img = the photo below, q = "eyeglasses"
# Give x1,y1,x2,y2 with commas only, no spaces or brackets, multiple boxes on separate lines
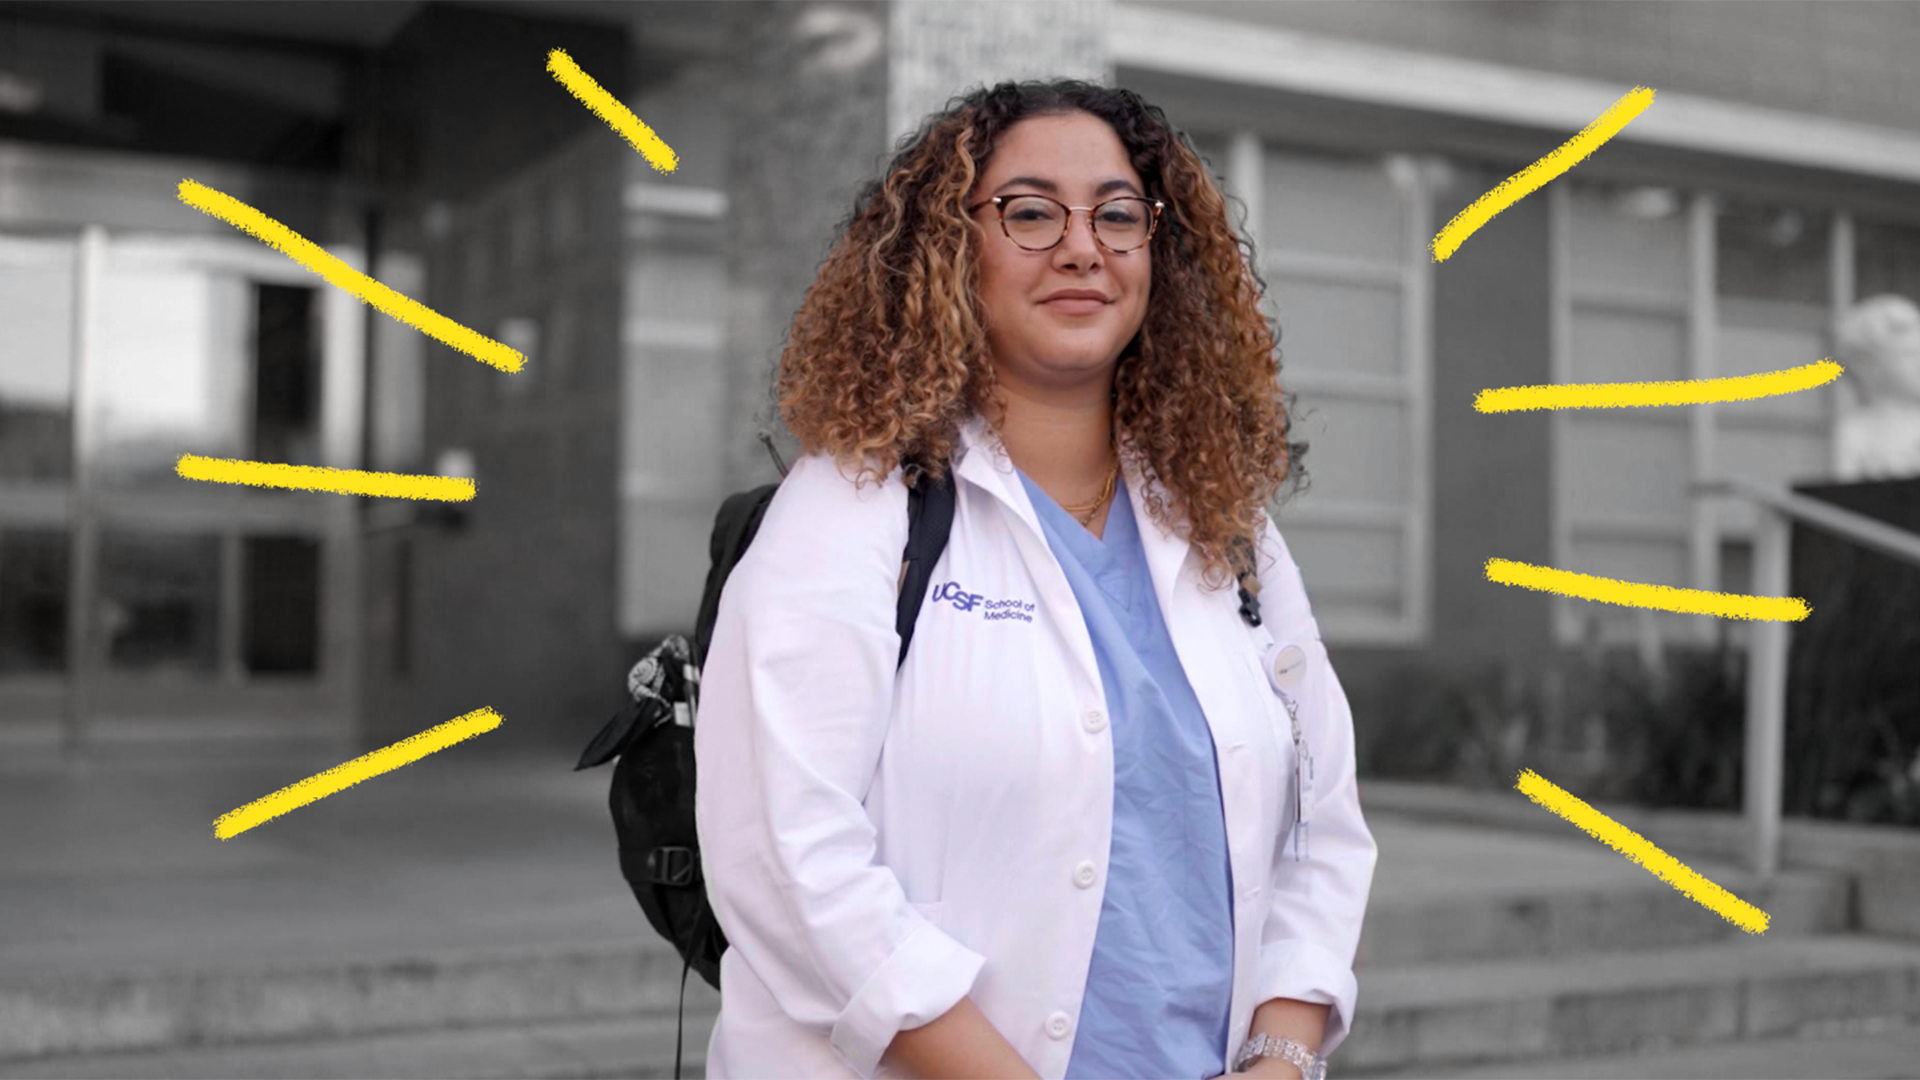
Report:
965,194,1164,254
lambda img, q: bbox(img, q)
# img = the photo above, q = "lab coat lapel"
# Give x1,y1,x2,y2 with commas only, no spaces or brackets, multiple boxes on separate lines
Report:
1126,461,1260,772
1124,462,1194,625
953,416,1103,698
954,415,1046,545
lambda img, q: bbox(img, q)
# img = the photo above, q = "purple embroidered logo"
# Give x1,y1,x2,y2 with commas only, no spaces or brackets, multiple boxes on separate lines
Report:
931,581,1035,623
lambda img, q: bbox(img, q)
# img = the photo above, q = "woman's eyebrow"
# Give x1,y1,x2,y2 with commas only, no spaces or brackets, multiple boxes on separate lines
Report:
992,176,1144,198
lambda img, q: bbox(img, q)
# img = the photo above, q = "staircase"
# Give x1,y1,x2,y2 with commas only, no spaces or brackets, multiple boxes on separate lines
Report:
1343,806,1920,1078
7,757,1920,1080
0,754,720,1080
0,932,718,1079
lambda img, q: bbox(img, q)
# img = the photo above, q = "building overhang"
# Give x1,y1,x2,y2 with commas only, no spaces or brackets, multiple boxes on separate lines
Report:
1113,5,1920,193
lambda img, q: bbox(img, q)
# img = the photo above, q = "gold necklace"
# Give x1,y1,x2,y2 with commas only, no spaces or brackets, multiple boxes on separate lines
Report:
1058,449,1120,526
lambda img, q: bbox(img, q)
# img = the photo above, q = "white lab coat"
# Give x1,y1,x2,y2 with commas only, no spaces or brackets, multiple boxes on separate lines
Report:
695,415,1376,1080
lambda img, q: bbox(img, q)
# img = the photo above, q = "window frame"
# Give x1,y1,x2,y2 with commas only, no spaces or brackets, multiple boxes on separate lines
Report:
1228,134,1435,646
1547,182,1858,646
617,182,730,639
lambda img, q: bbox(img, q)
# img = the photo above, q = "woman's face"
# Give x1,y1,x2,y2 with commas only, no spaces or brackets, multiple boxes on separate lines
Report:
968,111,1152,397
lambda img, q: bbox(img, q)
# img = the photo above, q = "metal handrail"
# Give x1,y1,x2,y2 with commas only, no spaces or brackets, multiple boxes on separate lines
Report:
1693,475,1920,878
1694,476,1920,570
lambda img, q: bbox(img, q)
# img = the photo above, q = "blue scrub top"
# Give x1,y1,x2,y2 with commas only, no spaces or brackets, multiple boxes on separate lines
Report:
1017,469,1235,1080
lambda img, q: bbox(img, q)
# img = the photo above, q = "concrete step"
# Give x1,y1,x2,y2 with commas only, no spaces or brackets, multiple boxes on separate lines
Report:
1358,865,1850,967
0,1013,718,1080
1347,1017,1920,1079
1342,933,1920,1073
0,937,720,1065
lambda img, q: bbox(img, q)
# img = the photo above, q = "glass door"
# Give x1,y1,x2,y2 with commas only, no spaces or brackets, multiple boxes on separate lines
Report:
0,233,78,742
0,228,365,749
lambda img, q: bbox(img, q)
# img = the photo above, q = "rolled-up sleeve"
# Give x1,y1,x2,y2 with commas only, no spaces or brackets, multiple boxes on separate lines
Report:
695,453,986,1078
1251,515,1379,1057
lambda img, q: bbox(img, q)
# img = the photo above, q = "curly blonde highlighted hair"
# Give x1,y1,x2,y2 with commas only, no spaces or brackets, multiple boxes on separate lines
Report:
778,79,1303,588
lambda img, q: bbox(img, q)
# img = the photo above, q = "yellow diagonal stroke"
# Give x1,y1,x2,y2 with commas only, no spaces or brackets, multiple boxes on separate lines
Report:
214,709,503,839
1486,558,1810,622
176,455,475,502
1476,359,1844,413
1432,86,1656,262
177,179,524,373
1517,769,1769,935
547,48,678,174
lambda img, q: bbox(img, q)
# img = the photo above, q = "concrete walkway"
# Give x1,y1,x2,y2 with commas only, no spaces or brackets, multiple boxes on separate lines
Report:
2,746,646,979
3,748,1693,979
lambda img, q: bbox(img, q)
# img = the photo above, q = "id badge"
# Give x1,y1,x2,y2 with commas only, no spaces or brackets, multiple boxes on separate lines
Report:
1264,641,1314,862
1278,688,1313,863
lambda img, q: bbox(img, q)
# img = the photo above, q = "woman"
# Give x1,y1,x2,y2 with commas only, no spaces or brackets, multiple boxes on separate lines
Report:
695,80,1376,1080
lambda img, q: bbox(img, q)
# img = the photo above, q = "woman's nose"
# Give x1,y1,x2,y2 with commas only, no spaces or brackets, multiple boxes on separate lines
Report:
1054,210,1103,264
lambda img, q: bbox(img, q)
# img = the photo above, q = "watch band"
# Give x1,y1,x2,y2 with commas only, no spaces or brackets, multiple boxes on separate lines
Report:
1232,1033,1327,1079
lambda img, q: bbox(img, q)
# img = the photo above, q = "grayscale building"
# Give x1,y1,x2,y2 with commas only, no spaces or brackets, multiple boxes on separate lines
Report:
6,5,1920,1079
5,1,1916,764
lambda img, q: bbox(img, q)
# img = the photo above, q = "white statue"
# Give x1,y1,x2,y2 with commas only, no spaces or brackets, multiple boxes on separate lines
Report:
1834,294,1920,480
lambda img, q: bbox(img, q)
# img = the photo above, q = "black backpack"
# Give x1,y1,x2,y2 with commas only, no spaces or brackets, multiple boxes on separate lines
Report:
573,451,956,1073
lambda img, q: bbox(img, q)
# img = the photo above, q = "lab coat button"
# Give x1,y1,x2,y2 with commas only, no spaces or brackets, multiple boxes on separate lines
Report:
1082,709,1107,733
1046,1012,1073,1039
1073,860,1098,889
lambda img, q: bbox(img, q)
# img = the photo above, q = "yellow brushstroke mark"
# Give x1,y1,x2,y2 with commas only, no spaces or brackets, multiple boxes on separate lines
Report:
547,48,677,174
1486,558,1810,622
1477,359,1844,413
177,455,475,502
1517,769,1769,934
177,180,524,373
215,708,502,840
1432,86,1656,262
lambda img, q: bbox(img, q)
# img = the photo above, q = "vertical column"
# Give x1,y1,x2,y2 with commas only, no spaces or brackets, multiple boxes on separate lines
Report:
721,0,890,488
1745,507,1789,879
886,1,1112,145
1688,193,1718,600
62,225,105,759
721,0,1116,489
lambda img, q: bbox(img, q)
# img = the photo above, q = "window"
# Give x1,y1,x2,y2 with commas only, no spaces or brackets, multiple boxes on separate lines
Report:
1550,182,1849,646
0,236,76,483
618,184,730,637
1552,180,1696,645
252,283,323,468
1210,136,1433,644
0,528,67,675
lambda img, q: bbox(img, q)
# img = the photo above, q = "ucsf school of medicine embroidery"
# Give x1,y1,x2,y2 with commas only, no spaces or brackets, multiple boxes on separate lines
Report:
930,580,1036,623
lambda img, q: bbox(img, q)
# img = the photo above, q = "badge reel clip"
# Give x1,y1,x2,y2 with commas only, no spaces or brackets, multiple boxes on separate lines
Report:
1263,642,1313,862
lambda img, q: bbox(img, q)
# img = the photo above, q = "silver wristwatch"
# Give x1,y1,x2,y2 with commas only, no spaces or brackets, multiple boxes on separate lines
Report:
1232,1033,1327,1079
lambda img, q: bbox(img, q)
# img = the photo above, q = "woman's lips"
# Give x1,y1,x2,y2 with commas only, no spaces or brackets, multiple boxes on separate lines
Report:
1039,297,1109,315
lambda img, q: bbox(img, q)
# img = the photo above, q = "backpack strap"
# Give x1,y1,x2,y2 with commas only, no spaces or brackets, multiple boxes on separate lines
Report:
692,483,781,670
896,465,957,667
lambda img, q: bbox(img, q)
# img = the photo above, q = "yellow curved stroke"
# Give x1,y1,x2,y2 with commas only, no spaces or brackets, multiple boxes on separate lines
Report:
1477,359,1844,413
178,180,524,373
177,455,476,502
1432,86,1655,262
547,48,678,174
1517,769,1769,934
214,709,502,839
1486,558,1810,622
